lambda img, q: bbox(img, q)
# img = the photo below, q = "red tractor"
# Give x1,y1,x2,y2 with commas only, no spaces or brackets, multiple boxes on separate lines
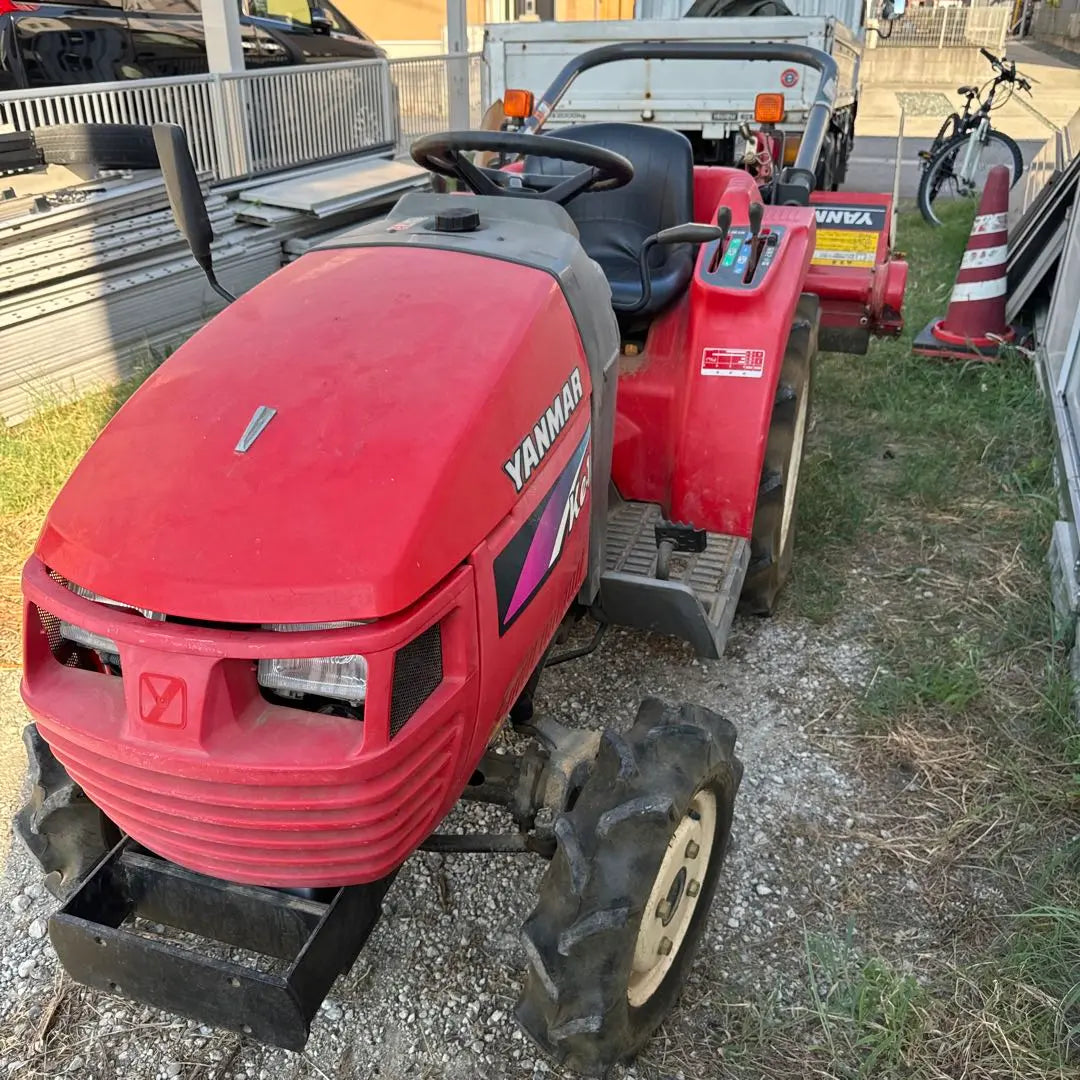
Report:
15,43,906,1077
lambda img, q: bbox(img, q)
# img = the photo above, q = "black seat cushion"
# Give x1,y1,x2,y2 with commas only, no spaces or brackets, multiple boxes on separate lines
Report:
523,123,695,317
958,84,978,96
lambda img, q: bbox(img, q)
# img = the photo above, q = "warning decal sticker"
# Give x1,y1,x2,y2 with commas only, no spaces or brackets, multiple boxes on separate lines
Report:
701,347,766,379
811,204,886,268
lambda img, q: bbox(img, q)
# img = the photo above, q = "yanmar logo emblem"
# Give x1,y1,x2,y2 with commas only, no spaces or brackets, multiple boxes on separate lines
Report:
815,209,875,227
139,673,187,728
813,205,886,231
503,368,584,492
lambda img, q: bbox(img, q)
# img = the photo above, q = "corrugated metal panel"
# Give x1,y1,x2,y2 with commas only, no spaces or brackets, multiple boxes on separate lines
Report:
635,0,861,25
1,147,431,427
635,0,694,16
786,0,862,30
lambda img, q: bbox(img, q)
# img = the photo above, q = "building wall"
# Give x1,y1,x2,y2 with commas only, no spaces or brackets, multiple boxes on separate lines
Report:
1032,0,1080,54
557,0,635,17
336,0,633,44
336,0,487,43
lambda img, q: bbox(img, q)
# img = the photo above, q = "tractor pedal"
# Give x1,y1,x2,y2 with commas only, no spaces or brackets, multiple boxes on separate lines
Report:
48,837,394,1050
599,499,748,659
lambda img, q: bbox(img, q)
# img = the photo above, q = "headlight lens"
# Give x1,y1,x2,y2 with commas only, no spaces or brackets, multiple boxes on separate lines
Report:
257,622,367,704
59,581,164,654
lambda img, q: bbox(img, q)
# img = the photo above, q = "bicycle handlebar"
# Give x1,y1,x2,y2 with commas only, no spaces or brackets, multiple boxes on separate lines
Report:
980,47,999,67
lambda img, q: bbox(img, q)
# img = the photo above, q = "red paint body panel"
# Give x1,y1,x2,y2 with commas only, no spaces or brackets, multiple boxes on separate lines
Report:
36,247,588,624
22,557,480,886
20,165,908,888
469,403,593,764
613,178,816,538
806,190,907,338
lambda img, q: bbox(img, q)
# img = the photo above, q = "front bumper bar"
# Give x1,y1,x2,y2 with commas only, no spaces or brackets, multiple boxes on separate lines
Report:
51,837,393,1050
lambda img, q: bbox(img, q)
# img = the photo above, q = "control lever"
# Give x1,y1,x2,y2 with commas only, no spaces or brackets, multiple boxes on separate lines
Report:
652,222,728,246
744,201,767,283
618,217,730,316
748,201,764,241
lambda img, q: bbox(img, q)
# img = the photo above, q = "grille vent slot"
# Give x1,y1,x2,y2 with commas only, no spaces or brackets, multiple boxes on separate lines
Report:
388,623,443,738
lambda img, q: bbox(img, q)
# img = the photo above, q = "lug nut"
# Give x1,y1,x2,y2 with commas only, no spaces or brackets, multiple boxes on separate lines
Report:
685,840,700,859
657,937,673,956
686,879,701,898
656,899,673,921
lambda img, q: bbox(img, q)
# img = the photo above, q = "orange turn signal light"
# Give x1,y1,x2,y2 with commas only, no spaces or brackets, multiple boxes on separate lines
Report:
755,93,785,124
503,88,535,119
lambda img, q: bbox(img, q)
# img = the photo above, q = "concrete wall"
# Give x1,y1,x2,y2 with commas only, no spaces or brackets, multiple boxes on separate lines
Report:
1032,0,1080,53
860,46,987,86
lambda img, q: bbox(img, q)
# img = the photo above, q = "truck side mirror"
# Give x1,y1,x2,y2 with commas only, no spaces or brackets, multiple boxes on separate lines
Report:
885,0,905,18
310,7,333,33
152,123,235,303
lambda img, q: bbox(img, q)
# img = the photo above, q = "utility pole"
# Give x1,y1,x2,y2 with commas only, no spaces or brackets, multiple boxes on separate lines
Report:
202,0,245,73
447,0,471,130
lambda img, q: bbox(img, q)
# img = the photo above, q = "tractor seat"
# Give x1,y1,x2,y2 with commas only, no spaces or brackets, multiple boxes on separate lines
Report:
958,84,978,96
524,123,695,318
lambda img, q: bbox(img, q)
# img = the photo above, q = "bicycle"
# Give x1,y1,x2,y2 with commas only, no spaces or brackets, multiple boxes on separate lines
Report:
917,47,1032,227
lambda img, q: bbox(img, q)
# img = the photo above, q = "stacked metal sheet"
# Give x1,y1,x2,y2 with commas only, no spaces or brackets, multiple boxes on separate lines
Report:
1,152,428,426
1006,106,1080,325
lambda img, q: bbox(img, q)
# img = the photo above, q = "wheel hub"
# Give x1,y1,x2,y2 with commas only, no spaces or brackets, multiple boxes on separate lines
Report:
627,788,717,1008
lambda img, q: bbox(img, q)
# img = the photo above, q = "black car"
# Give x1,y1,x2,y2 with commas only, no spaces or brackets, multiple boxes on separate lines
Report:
0,0,384,91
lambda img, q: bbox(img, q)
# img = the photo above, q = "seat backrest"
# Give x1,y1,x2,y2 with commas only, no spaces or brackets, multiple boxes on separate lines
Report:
523,123,695,315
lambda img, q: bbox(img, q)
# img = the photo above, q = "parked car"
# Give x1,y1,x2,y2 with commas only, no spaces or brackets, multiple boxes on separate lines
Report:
0,0,384,91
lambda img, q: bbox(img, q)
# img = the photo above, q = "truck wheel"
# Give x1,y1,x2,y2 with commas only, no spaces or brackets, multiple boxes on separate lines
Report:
516,699,742,1077
13,725,118,899
740,294,820,615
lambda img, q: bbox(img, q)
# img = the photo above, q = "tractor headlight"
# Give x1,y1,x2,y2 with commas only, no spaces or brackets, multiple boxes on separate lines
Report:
257,622,367,704
59,581,164,654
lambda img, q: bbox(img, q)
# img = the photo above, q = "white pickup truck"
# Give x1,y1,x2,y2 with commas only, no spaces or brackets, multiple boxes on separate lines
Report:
482,1,869,188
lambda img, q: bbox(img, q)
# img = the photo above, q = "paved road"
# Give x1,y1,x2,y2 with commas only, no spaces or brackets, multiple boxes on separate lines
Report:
843,133,1048,198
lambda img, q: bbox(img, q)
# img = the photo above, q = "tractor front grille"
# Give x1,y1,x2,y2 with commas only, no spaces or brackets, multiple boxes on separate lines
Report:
389,622,443,738
36,607,83,668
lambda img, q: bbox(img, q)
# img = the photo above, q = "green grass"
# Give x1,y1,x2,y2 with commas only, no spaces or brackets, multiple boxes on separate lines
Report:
805,928,927,1079
0,367,156,663
782,198,1079,1079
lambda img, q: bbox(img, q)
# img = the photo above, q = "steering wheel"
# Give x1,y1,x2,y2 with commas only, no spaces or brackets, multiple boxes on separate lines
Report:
410,130,634,207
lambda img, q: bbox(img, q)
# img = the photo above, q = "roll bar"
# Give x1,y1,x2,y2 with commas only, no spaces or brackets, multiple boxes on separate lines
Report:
525,41,840,206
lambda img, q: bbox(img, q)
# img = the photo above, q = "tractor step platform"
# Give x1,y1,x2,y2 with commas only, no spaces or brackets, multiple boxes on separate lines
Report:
49,837,393,1050
599,499,748,659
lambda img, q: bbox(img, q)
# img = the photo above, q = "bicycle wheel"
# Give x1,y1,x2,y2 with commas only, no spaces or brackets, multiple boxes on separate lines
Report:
917,129,1023,227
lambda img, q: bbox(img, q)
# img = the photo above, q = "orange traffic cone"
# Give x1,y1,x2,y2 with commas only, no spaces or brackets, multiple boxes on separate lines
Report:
913,164,1015,361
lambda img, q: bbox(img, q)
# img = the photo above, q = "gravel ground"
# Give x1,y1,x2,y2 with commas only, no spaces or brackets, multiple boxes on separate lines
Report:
0,612,877,1080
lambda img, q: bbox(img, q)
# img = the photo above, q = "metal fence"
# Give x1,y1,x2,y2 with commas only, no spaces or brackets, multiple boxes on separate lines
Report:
0,53,483,181
1032,2,1080,48
388,53,484,146
869,5,1009,49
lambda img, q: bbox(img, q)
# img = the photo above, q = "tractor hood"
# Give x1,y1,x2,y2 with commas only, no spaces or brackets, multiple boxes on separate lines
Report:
37,245,590,622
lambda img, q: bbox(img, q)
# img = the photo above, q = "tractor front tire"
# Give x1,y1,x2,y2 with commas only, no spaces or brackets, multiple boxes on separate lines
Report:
13,724,117,899
740,294,820,615
516,699,742,1076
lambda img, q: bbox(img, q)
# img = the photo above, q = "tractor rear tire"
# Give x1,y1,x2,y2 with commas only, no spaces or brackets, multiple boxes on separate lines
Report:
740,294,819,615
13,724,118,899
516,699,742,1077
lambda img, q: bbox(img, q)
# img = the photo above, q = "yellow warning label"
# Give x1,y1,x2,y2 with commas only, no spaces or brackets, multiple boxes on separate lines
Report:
811,229,879,267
